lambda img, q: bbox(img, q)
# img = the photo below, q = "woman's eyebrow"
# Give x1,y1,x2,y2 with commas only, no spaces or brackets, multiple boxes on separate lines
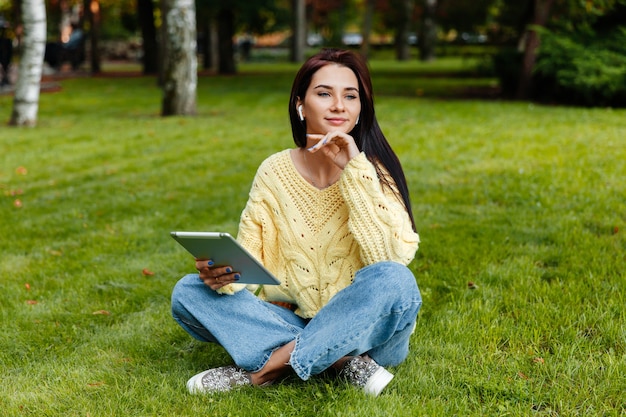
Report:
313,84,359,92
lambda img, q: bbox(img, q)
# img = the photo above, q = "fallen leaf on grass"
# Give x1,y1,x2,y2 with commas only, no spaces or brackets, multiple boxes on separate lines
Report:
613,226,619,235
92,310,111,315
15,166,28,175
87,381,105,387
518,371,529,380
142,268,155,276
25,283,31,291
533,357,545,364
14,199,23,208
26,300,38,305
467,281,478,290
6,189,23,196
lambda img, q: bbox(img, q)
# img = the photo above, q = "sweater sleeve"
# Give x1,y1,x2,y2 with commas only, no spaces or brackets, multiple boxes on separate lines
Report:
339,152,419,266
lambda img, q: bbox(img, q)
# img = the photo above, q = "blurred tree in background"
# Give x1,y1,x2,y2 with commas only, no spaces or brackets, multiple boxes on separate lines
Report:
490,0,626,106
2,0,625,107
9,0,45,126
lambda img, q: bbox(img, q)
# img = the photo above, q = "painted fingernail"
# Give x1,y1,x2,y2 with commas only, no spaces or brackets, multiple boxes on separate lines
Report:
226,267,232,273
234,274,241,281
208,260,214,267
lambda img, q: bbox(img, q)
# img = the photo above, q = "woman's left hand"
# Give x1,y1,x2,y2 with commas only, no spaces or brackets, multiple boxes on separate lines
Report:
306,131,360,169
195,259,240,291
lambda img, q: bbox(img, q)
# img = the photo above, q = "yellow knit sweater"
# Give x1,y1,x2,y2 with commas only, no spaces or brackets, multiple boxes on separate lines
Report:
219,149,420,318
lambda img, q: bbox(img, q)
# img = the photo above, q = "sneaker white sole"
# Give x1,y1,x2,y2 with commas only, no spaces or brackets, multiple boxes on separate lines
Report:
186,370,208,394
186,369,272,394
363,366,394,396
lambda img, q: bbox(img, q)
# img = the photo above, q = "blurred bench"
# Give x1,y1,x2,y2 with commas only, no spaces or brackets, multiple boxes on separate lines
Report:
44,28,86,71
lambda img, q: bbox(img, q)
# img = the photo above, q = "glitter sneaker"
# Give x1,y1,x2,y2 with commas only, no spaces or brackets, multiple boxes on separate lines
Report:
340,356,394,396
186,365,254,394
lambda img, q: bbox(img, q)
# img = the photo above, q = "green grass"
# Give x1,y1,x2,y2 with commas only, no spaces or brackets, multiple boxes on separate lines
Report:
1,58,625,416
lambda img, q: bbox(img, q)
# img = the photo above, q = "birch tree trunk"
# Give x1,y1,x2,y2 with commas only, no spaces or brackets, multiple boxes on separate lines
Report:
161,0,197,116
9,0,46,127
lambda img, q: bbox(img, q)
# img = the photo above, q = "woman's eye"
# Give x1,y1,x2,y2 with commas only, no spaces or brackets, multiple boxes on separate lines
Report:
318,92,330,97
346,94,358,100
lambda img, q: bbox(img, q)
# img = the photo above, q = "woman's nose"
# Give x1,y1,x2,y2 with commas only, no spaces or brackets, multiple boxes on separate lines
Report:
332,97,345,111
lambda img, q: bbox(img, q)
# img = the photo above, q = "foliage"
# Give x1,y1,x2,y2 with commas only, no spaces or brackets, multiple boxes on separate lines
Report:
308,0,361,46
43,0,139,40
0,0,10,15
436,0,494,33
533,26,626,106
197,0,291,35
551,0,626,31
488,0,626,105
483,0,626,44
486,0,531,43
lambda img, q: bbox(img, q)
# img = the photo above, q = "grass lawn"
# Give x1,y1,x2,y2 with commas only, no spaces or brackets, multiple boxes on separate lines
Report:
1,57,625,416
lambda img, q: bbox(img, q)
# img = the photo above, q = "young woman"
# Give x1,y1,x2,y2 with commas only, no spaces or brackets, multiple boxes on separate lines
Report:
171,49,421,396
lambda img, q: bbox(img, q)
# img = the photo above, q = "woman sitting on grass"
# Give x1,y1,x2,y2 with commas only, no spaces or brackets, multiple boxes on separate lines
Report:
171,48,421,396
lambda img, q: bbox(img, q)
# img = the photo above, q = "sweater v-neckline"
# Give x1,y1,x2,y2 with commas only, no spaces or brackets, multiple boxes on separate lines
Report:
287,149,339,192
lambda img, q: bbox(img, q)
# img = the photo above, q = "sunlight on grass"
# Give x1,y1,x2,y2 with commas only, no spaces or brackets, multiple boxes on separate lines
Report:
1,59,625,416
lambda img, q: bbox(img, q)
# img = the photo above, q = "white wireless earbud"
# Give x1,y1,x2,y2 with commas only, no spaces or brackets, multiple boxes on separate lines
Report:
297,105,304,121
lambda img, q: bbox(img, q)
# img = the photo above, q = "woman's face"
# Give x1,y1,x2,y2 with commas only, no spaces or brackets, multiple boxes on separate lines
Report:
299,64,361,136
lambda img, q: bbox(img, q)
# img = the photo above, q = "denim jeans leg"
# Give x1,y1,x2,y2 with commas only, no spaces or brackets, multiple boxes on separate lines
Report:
171,274,307,372
289,261,422,380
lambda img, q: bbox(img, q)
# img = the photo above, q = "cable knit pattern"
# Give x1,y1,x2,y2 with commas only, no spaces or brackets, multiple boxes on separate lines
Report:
219,149,419,318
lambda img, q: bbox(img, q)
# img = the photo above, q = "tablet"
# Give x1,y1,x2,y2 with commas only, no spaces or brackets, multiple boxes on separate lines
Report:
170,231,280,285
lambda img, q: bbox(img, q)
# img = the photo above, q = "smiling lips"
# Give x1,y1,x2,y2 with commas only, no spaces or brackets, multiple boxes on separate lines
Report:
326,117,349,125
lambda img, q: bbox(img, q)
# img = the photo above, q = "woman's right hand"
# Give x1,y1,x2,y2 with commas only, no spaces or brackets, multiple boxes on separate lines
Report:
195,259,241,291
306,131,360,169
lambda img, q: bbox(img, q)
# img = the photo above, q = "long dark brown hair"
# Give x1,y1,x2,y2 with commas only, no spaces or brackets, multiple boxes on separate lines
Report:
288,49,416,231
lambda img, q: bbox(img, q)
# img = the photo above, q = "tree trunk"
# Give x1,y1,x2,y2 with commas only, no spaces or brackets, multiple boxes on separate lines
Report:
138,0,159,74
10,0,46,127
395,0,413,61
291,0,306,62
210,20,219,71
84,0,101,74
516,0,554,100
161,0,197,116
199,22,210,70
419,0,437,61
217,7,235,75
158,0,168,86
207,18,219,72
198,17,218,71
360,0,375,60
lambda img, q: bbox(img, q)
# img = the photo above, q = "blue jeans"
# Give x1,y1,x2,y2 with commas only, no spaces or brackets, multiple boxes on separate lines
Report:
171,261,421,381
